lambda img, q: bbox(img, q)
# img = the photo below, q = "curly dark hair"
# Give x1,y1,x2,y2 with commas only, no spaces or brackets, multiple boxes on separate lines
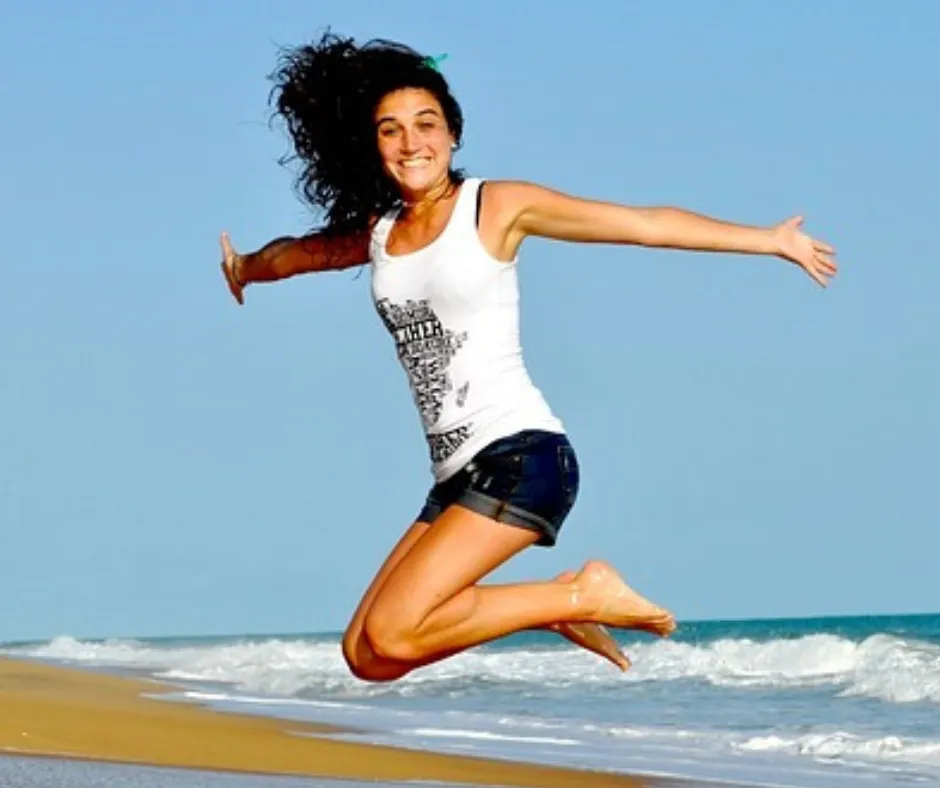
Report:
269,30,466,236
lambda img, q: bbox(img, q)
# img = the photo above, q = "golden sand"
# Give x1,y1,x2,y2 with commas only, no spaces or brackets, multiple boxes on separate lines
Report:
0,657,659,787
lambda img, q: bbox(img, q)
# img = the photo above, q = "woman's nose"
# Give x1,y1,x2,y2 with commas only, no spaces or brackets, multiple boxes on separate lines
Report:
400,128,418,153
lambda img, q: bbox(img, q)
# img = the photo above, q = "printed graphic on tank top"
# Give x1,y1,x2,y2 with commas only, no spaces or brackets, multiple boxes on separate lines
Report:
373,297,471,460
370,178,564,482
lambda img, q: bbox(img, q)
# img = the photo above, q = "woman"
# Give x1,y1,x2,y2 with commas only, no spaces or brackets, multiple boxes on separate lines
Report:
220,33,837,682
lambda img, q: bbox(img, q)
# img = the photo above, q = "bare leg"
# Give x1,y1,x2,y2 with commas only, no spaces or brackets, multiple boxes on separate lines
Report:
343,524,630,679
341,521,436,681
362,505,675,665
547,571,631,671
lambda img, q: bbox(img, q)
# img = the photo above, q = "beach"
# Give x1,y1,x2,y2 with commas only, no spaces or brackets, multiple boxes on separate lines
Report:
0,656,682,788
3,615,938,787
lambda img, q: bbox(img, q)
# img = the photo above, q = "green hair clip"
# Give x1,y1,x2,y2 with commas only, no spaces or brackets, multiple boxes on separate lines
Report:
423,53,449,72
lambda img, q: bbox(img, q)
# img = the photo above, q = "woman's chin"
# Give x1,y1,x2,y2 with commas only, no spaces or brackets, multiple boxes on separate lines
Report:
394,169,449,199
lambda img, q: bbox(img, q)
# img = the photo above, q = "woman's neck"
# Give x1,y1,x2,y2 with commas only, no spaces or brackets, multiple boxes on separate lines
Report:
400,174,456,218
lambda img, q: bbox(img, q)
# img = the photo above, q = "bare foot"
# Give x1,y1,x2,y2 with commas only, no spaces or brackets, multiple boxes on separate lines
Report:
575,560,676,636
547,571,631,672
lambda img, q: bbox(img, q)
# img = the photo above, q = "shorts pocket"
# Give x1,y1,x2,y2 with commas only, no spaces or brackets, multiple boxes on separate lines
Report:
557,443,580,512
470,448,524,501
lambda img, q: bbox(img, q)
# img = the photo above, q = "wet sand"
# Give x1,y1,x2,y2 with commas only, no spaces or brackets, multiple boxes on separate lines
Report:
0,657,697,787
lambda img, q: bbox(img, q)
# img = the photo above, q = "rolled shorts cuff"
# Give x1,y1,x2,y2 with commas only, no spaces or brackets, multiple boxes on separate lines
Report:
455,488,559,547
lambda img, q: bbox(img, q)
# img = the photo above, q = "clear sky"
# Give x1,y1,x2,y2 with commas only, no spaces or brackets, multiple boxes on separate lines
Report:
2,1,937,643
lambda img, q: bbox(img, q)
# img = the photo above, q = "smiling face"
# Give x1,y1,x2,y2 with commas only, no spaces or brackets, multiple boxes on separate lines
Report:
375,88,456,202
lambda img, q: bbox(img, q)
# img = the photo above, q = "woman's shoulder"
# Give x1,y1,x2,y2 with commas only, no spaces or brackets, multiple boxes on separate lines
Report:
475,179,550,224
476,178,549,203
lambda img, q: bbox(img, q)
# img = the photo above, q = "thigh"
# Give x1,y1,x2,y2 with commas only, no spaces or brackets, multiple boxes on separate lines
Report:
346,478,453,633
368,503,539,627
355,431,578,630
344,519,431,639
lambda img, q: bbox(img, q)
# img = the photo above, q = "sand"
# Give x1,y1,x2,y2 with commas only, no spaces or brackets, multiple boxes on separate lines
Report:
0,657,678,787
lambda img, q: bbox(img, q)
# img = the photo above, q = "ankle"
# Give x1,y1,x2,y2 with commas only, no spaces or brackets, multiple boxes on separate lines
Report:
562,577,597,621
566,572,605,624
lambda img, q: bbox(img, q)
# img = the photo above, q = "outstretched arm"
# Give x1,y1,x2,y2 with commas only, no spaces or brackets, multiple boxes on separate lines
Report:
498,182,838,287
219,230,370,305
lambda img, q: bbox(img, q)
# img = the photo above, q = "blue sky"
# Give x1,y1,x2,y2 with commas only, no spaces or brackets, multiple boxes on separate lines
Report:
2,1,937,642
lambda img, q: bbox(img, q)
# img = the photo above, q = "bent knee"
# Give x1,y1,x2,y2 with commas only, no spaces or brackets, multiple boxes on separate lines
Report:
342,625,414,682
340,629,370,680
362,611,423,663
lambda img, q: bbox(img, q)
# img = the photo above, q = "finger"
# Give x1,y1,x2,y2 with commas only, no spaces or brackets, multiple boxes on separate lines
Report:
220,261,245,305
813,239,835,255
807,264,828,288
789,215,805,229
815,253,838,272
220,231,234,262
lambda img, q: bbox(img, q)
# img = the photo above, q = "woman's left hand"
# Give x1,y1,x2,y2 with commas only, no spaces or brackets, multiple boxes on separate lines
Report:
772,216,839,288
220,232,245,305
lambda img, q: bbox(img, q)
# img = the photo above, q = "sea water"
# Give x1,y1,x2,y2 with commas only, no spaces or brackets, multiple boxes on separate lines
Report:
4,614,939,787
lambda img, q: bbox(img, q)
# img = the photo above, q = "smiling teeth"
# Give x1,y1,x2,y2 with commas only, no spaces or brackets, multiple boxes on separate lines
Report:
402,159,430,168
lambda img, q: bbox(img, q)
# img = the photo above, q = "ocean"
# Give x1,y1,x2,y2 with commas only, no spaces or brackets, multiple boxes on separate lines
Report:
4,614,939,787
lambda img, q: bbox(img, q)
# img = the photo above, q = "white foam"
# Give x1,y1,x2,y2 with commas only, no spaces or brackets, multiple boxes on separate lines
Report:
736,731,940,768
406,728,579,746
839,634,940,703
6,631,940,705
582,723,940,776
626,633,940,703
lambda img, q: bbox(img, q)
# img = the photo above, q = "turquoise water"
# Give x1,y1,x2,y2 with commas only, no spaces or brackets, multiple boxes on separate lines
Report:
5,614,940,787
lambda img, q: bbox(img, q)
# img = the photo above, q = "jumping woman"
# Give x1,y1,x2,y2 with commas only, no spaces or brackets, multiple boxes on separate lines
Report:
219,32,838,682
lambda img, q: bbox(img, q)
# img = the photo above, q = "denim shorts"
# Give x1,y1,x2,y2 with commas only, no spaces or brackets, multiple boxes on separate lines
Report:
417,429,580,547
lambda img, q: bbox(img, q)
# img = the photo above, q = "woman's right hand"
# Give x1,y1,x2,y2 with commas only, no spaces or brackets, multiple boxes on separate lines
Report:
220,232,245,305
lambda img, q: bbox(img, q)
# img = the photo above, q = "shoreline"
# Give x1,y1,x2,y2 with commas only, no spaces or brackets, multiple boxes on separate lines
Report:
0,656,688,788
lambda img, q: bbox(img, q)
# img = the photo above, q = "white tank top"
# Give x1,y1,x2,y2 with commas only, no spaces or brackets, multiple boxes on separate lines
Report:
369,177,565,482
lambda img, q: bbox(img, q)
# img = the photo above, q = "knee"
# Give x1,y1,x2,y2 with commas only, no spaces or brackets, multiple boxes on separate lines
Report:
341,627,388,682
340,629,371,680
362,610,423,664
341,624,413,682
